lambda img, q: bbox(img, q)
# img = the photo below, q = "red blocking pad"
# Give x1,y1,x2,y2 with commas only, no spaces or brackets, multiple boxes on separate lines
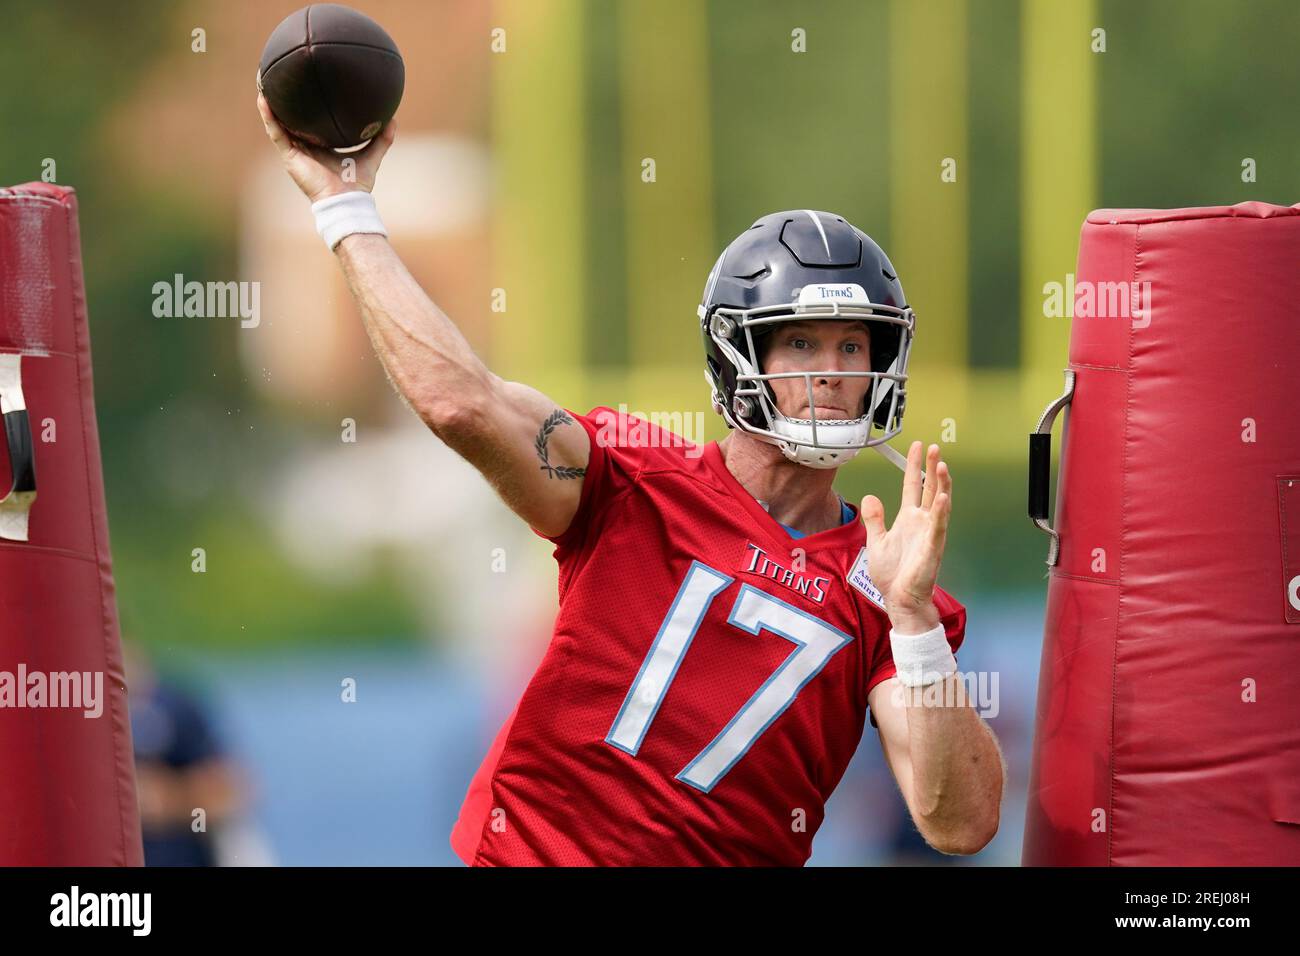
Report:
0,182,142,865
1024,202,1300,865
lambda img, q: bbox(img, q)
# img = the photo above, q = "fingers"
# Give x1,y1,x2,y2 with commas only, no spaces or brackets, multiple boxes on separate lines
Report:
928,452,952,556
859,494,887,544
928,491,951,558
256,93,293,152
901,440,923,509
920,444,941,508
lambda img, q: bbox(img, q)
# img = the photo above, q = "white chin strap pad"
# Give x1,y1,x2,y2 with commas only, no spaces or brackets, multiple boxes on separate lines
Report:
771,418,870,469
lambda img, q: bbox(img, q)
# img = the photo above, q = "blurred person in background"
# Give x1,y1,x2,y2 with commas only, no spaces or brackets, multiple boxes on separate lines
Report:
125,641,258,866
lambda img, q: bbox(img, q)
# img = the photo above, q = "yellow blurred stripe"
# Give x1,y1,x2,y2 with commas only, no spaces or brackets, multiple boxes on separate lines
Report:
490,0,588,401
1020,0,1096,416
619,0,714,370
890,0,969,380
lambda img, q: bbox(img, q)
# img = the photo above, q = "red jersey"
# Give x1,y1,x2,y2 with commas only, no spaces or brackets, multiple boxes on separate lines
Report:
451,406,966,865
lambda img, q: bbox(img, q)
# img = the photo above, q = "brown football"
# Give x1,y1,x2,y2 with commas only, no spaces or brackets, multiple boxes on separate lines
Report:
257,3,404,150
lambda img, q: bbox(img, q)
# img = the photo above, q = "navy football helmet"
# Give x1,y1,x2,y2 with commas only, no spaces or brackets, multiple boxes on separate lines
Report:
699,210,915,470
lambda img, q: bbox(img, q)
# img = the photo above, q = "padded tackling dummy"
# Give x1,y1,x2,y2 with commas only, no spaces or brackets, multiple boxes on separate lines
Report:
1024,201,1300,865
0,182,142,865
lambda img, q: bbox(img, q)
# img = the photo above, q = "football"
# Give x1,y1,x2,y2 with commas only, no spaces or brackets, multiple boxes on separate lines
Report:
257,3,404,150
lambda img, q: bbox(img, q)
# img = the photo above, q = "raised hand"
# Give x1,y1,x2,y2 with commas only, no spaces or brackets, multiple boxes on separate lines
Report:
858,441,952,633
256,89,396,204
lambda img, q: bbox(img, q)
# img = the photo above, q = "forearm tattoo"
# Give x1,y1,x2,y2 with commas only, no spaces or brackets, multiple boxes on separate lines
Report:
534,409,587,479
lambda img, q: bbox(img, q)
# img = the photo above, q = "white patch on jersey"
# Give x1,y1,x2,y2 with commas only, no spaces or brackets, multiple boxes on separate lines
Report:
846,547,887,610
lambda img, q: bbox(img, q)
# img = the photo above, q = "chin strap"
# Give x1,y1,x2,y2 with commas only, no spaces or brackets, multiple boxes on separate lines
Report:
871,440,928,488
871,440,908,475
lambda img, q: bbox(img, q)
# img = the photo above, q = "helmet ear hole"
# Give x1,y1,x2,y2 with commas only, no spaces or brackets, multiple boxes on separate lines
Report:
868,322,898,374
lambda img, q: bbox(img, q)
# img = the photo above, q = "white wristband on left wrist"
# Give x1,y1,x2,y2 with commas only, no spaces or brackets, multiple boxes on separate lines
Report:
889,621,957,687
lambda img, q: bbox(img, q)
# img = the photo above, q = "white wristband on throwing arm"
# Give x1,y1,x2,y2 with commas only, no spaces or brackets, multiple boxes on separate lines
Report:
312,190,387,251
889,621,957,687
